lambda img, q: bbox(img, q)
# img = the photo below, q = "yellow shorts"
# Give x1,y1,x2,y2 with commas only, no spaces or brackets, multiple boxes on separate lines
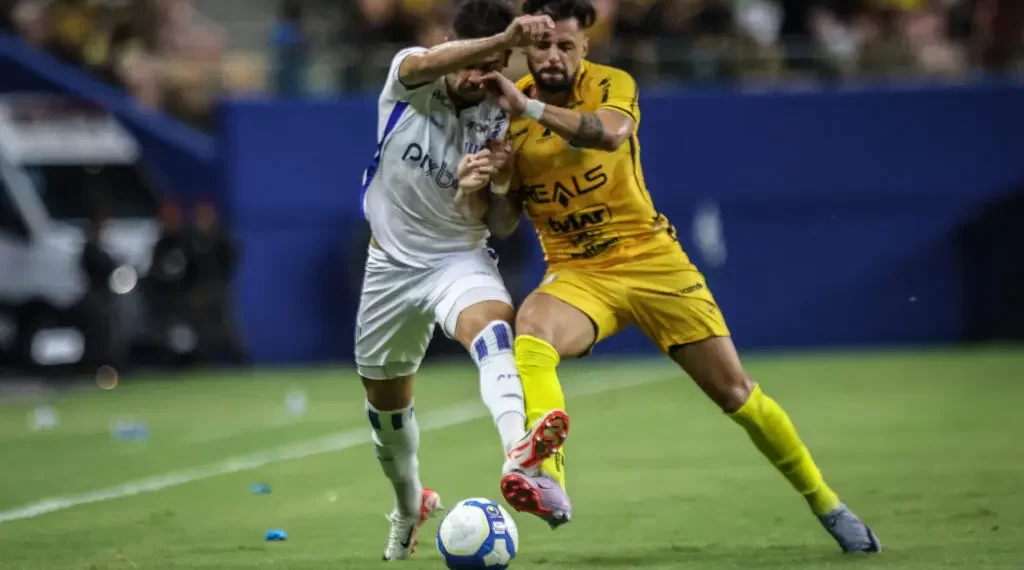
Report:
535,241,730,354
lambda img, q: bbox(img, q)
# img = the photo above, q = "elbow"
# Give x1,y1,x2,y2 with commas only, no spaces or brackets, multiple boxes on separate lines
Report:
601,128,631,152
598,137,625,152
592,113,633,151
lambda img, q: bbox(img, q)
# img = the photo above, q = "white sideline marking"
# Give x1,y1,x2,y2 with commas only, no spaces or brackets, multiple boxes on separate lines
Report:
0,372,662,525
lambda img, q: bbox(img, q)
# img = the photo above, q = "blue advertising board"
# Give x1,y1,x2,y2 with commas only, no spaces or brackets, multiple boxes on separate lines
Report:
218,83,1024,362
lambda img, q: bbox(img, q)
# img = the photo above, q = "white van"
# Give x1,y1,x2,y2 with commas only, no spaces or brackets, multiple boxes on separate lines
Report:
0,94,161,370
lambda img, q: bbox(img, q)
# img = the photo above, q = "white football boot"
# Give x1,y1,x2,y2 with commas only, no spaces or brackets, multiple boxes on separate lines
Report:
382,488,443,561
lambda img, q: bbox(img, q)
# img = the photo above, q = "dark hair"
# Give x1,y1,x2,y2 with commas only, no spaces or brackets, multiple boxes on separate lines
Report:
521,0,597,29
453,0,515,40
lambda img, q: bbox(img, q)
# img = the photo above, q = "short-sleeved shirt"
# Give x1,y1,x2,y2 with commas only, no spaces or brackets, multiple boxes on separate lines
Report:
361,46,510,268
510,59,676,266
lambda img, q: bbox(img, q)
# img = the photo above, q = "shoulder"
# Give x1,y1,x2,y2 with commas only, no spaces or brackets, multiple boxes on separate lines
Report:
383,46,441,103
388,46,429,72
579,62,639,123
581,62,637,94
394,45,429,60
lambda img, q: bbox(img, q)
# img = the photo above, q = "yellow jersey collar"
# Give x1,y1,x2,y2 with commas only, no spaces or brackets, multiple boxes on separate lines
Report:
569,60,591,108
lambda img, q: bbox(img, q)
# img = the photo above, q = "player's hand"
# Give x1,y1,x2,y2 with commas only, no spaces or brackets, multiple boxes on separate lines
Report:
486,140,514,195
481,72,528,117
502,14,554,47
486,139,513,171
457,150,495,193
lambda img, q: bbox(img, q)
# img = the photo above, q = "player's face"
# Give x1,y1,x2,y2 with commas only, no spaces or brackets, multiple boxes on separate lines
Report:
448,51,511,103
526,18,588,93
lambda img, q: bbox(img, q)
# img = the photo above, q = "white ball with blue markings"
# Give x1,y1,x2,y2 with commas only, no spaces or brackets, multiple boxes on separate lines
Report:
436,498,519,569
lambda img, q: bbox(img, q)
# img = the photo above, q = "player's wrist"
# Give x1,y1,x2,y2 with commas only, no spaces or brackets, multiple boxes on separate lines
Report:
490,175,511,196
523,99,545,121
496,28,517,49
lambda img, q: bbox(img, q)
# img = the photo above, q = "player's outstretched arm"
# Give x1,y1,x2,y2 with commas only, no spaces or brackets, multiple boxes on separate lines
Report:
481,72,634,151
533,105,632,151
397,15,554,87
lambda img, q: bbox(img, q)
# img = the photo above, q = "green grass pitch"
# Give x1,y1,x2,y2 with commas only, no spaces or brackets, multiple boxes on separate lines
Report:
1,346,1022,569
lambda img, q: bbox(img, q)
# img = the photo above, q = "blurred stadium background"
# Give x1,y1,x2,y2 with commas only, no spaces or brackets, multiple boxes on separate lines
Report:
0,0,1022,568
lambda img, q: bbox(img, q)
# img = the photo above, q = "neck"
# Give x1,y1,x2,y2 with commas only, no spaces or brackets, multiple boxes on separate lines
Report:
534,87,571,106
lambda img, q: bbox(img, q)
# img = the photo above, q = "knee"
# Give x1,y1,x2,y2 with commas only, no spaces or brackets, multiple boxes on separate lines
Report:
718,374,756,413
455,300,514,349
514,304,555,343
362,376,414,411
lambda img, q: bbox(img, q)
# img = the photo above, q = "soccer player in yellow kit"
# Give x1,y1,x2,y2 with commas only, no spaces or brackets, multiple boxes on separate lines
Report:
461,0,881,554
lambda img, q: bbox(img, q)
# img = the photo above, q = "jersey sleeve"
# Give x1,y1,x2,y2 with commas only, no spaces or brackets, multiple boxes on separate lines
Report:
515,74,535,94
597,68,639,123
382,46,434,102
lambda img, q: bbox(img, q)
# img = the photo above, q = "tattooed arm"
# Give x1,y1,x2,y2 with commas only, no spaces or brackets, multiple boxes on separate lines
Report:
531,106,633,151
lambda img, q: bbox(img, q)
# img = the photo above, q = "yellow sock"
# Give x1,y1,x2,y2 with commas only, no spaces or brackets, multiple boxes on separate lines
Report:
729,384,841,516
514,335,567,489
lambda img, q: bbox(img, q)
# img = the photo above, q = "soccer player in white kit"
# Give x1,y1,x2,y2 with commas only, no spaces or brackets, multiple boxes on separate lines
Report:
355,1,570,560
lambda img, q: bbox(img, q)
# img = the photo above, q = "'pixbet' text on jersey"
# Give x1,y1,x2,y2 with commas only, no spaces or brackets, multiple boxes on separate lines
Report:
401,142,458,189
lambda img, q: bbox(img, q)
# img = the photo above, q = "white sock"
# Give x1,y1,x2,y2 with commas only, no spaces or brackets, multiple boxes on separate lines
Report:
470,320,528,452
367,400,422,517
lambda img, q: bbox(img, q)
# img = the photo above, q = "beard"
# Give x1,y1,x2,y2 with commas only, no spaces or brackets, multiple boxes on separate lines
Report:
528,60,575,93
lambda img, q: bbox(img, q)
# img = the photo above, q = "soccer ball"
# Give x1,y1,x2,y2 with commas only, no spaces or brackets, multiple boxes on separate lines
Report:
436,498,519,569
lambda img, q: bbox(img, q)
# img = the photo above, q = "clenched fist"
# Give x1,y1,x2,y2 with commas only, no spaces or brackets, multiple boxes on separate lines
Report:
502,14,555,47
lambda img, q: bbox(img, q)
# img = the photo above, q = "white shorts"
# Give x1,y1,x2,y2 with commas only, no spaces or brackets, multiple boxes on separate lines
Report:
355,245,512,380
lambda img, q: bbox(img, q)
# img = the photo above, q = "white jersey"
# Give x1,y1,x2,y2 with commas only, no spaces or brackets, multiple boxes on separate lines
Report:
361,47,510,269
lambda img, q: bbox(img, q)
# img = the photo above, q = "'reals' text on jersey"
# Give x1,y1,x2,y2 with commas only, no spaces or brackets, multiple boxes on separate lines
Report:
361,47,510,268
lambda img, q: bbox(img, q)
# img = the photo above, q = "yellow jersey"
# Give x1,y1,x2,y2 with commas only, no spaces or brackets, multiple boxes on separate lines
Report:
510,60,675,266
